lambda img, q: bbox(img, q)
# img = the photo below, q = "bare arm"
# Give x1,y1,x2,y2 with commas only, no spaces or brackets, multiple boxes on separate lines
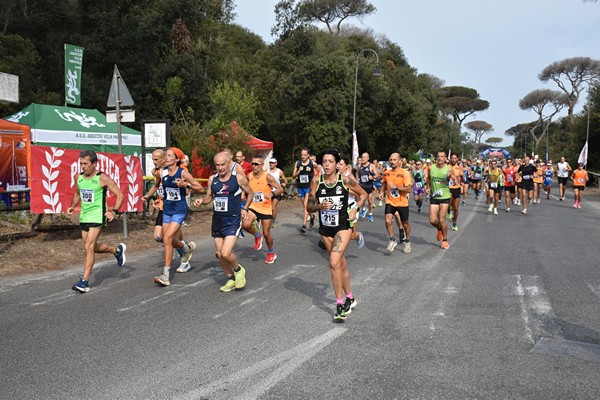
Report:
194,175,214,206
67,183,81,214
306,177,322,213
180,170,205,194
101,173,124,221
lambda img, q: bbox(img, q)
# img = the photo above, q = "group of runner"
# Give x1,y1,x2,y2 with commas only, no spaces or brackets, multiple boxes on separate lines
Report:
67,146,590,324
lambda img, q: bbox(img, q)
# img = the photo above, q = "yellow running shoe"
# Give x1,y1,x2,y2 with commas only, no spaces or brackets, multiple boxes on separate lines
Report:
234,265,246,289
220,278,235,292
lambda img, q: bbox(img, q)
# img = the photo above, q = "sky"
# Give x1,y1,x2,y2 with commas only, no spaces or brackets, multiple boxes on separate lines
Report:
233,0,600,147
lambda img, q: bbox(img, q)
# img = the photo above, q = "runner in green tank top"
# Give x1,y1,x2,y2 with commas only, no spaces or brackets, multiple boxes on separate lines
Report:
425,151,458,250
67,150,126,293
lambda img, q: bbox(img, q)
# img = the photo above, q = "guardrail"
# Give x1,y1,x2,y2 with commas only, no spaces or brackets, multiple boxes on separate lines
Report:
588,171,600,188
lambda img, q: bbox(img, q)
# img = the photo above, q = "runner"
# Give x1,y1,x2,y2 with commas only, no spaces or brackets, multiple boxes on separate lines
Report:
502,158,517,212
306,148,367,322
153,148,205,285
372,159,384,207
571,163,589,209
357,152,380,222
517,156,536,214
243,155,283,263
514,158,523,206
142,149,168,245
382,153,413,253
292,148,315,233
67,150,126,292
412,160,426,214
471,159,484,200
338,156,365,249
193,152,254,292
268,158,287,228
448,154,463,230
486,160,503,215
533,159,544,204
543,161,554,200
462,159,471,205
556,156,572,201
425,151,458,249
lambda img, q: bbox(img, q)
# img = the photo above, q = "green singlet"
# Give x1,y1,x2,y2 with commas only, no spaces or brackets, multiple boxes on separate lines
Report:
77,172,107,224
429,164,451,200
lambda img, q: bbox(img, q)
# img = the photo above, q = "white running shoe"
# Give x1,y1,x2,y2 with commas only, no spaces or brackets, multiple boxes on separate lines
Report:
176,262,191,273
493,208,498,215
522,209,527,214
488,204,494,212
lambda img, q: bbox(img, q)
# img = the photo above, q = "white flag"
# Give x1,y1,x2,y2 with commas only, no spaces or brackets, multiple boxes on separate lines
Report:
578,141,588,166
352,130,359,168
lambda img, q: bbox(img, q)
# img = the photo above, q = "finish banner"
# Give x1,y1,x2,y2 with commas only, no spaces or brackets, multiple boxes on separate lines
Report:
64,44,84,105
29,146,143,214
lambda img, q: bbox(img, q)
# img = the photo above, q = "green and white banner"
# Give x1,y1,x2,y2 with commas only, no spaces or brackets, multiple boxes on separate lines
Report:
64,44,84,105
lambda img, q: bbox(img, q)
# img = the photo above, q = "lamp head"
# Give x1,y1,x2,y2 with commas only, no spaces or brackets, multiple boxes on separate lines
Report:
372,65,383,77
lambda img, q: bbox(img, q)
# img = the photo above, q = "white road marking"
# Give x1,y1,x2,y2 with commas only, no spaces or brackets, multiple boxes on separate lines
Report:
511,275,553,344
172,327,347,400
587,282,600,300
117,290,187,312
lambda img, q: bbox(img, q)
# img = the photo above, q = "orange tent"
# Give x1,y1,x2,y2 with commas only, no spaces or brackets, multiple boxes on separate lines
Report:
0,119,31,190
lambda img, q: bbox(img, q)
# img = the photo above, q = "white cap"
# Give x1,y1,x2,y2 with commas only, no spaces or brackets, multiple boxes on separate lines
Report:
269,158,277,163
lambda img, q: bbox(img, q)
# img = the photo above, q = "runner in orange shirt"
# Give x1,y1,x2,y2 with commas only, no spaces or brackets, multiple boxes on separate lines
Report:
571,163,589,209
382,152,413,253
448,154,463,230
532,159,544,204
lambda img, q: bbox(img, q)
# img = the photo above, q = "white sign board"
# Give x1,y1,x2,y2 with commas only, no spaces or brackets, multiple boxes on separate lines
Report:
143,122,168,148
0,72,19,103
106,109,135,123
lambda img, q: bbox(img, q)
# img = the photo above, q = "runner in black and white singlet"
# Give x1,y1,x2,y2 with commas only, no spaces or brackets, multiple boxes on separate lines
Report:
292,148,315,233
357,152,379,222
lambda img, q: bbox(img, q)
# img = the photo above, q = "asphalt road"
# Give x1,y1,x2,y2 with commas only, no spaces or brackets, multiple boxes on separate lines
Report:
1,189,600,400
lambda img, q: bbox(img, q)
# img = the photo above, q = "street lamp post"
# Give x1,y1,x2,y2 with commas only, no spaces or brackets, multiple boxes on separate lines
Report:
352,48,382,164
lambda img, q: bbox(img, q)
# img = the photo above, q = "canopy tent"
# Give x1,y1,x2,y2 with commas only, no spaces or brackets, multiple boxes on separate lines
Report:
0,119,31,190
191,121,274,182
5,103,141,155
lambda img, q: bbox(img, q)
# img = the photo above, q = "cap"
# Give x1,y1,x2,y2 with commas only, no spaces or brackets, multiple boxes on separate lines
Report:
476,159,481,164
546,161,552,165
169,147,185,161
426,158,431,163
269,158,277,163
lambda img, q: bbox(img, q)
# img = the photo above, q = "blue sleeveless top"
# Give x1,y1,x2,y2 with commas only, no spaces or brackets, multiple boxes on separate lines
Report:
211,171,242,218
162,167,188,215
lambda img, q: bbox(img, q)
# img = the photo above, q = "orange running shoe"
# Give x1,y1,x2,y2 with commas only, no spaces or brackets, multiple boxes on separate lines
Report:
441,240,449,249
436,229,443,241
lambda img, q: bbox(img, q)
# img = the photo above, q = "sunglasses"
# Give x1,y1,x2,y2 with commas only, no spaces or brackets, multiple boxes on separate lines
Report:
252,162,261,166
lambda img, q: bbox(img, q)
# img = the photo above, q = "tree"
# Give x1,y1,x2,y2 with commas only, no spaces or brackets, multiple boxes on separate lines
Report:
519,89,567,155
436,86,490,128
485,137,503,146
464,120,493,159
538,57,600,122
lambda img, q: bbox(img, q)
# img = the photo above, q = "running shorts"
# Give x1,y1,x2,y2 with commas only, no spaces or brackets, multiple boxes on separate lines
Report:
504,186,516,194
573,185,585,191
80,222,104,231
319,224,351,238
249,208,273,220
163,213,186,225
450,188,462,199
521,180,534,191
212,215,242,238
385,204,409,222
558,177,568,186
297,187,310,198
430,198,451,205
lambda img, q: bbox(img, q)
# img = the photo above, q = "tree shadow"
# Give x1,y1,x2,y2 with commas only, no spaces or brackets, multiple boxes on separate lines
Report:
283,276,331,316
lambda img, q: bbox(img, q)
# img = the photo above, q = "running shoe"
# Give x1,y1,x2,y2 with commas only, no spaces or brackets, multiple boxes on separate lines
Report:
436,229,443,241
265,252,277,264
441,240,449,249
154,272,170,286
488,204,494,212
506,207,510,212
181,241,196,263
271,220,277,228
254,233,263,251
461,200,466,206
359,208,367,219
378,199,383,207
451,223,458,231
357,232,365,249
115,243,127,267
493,208,498,215
309,214,315,228
299,225,306,233
344,297,357,314
403,241,412,254
318,240,327,250
387,237,397,252
522,209,527,214
220,278,236,292
333,304,347,322
417,207,422,214
234,265,246,289
176,262,191,273
573,203,578,208
72,278,90,293
447,211,453,219
368,214,373,222
577,203,581,209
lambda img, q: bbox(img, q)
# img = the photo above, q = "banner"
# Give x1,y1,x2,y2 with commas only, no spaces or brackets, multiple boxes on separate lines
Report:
352,130,359,168
64,44,84,105
578,141,588,166
29,146,143,214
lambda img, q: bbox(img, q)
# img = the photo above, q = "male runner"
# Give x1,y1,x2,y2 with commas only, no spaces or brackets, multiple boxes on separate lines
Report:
556,156,572,201
292,148,315,233
517,156,536,214
243,155,283,263
194,152,254,292
543,161,554,200
448,154,463,230
307,148,367,321
462,159,471,205
382,153,413,253
412,160,426,214
486,160,503,215
571,163,589,208
357,152,380,222
153,148,204,285
471,160,484,199
67,150,126,292
268,158,287,227
425,151,458,249
502,158,517,212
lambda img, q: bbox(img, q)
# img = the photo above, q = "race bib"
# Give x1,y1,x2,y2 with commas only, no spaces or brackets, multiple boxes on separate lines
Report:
390,188,400,198
577,178,584,183
523,175,531,180
320,210,339,227
474,173,481,179
415,182,423,188
213,196,228,212
490,182,498,188
507,175,514,183
254,192,265,202
449,179,455,187
361,174,370,183
80,189,94,203
165,187,181,201
299,175,309,184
